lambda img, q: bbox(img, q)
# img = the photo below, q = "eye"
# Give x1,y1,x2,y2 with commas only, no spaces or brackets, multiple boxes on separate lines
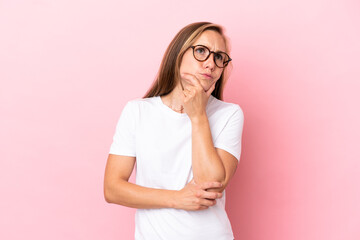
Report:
195,47,207,54
214,53,223,61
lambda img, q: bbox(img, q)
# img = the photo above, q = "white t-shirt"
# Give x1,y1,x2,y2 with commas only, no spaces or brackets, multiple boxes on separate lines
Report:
109,95,244,240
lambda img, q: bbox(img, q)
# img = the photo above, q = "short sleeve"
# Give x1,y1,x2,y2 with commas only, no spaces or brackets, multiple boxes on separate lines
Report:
109,101,136,157
214,106,244,161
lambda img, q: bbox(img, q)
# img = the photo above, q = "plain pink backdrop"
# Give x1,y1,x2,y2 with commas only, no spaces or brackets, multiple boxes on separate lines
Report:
1,0,359,239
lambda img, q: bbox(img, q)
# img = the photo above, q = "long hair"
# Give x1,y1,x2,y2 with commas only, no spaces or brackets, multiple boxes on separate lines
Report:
142,22,232,100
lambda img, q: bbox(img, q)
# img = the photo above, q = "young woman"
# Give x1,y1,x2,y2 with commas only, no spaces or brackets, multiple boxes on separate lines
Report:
104,22,244,240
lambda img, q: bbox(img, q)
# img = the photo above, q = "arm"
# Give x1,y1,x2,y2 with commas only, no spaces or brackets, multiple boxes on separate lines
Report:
103,154,222,209
106,98,224,209
180,73,241,194
104,154,176,209
106,180,177,209
191,115,226,185
191,115,239,193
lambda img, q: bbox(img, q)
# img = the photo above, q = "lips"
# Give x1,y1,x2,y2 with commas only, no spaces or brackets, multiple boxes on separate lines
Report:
201,73,213,79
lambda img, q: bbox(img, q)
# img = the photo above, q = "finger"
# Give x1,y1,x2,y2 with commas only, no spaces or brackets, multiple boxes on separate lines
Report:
183,89,190,99
201,190,222,200
183,88,194,98
201,181,223,190
183,88,192,94
198,206,209,210
181,73,203,90
200,199,216,207
206,81,216,97
194,205,209,211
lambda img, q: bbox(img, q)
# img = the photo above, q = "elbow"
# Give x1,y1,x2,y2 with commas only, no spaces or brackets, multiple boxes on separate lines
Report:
213,165,227,184
193,170,226,193
103,184,113,203
193,157,226,186
200,176,226,194
212,158,226,183
213,174,226,185
104,193,111,203
195,172,225,186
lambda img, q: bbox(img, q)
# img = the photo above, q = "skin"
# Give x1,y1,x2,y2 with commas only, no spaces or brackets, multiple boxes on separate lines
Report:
104,154,223,211
162,30,238,195
104,30,238,211
161,30,226,114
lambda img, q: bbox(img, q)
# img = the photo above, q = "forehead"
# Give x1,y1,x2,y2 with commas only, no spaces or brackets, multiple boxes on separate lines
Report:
193,30,226,52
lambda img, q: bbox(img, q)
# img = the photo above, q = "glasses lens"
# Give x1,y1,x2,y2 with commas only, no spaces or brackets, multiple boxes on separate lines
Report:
193,46,209,61
214,52,228,68
193,45,230,68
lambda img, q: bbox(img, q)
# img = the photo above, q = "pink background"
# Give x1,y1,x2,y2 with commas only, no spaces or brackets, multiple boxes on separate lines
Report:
1,0,359,239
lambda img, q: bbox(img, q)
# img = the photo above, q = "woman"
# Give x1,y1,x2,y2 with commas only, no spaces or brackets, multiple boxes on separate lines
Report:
104,22,244,240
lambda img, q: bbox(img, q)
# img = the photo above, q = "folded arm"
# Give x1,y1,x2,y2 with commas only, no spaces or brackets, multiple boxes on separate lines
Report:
191,114,238,193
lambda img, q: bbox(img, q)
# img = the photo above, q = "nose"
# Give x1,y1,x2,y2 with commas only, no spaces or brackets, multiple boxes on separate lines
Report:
203,52,216,70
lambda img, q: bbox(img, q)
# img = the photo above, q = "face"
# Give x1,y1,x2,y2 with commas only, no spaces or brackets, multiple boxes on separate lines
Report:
179,30,227,91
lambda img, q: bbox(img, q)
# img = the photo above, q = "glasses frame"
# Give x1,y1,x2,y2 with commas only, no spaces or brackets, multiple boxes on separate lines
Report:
189,44,232,68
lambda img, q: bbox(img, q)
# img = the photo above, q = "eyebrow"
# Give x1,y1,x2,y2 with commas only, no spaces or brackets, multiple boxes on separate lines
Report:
197,43,226,53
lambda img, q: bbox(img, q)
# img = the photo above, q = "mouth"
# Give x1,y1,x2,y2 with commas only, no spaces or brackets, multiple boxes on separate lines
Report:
200,73,213,79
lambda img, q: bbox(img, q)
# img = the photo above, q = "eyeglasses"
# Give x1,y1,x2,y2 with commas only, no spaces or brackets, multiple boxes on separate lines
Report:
189,44,232,68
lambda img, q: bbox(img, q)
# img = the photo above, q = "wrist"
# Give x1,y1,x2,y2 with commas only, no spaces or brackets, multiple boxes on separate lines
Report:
167,190,179,209
190,113,208,125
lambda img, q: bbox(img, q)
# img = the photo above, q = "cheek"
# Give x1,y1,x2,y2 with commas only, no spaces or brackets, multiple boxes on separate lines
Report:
213,73,223,84
217,68,224,76
180,53,193,70
215,71,223,82
203,79,218,91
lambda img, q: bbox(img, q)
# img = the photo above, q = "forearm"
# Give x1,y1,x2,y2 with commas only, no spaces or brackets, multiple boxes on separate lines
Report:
191,114,226,184
105,179,177,209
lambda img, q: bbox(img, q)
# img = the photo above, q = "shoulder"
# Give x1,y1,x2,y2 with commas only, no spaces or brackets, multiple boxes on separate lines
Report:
120,96,160,119
124,96,159,109
208,95,244,119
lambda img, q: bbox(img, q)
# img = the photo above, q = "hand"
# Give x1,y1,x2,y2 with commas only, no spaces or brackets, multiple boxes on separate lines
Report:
171,179,223,211
180,73,216,120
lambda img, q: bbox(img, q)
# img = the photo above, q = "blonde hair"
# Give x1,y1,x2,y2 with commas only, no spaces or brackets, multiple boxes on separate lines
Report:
143,22,233,100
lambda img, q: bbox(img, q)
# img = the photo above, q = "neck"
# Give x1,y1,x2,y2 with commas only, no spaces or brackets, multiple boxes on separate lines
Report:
161,83,184,112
